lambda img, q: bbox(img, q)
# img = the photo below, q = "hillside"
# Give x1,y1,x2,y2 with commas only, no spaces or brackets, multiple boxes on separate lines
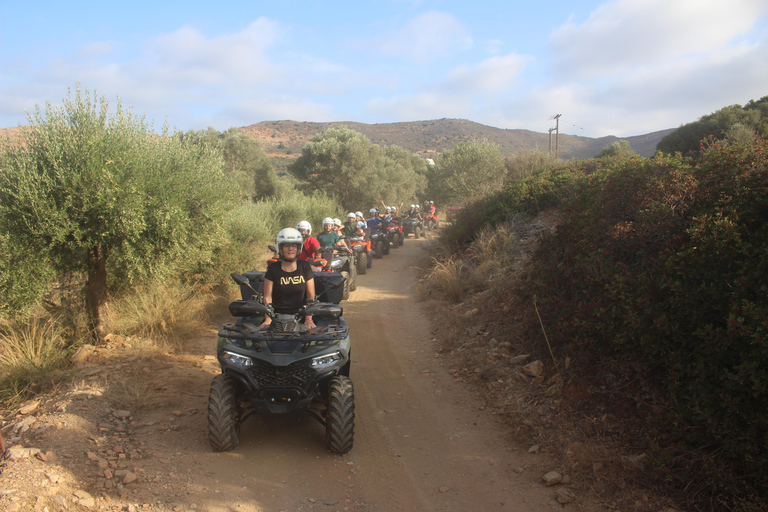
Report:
238,118,674,160
1,119,673,160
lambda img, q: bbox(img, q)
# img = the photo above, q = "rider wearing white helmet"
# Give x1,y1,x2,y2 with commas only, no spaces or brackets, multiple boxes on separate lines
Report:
296,221,320,261
261,228,316,330
317,217,348,253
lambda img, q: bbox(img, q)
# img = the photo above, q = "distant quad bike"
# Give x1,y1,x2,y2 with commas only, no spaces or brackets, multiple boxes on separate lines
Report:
386,222,403,249
208,272,354,454
402,217,426,239
346,235,372,274
369,229,390,259
423,212,439,231
315,247,357,300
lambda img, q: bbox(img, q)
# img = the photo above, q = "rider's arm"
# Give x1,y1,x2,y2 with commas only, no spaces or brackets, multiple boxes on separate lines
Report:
303,268,316,328
260,279,274,326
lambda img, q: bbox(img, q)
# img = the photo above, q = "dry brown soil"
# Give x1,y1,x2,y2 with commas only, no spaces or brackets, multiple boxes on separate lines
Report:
0,234,605,512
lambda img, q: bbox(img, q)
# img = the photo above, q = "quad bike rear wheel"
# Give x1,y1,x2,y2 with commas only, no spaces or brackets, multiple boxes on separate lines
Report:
391,233,399,248
326,376,355,454
207,374,240,452
356,252,367,275
366,251,372,268
374,241,383,259
399,234,404,246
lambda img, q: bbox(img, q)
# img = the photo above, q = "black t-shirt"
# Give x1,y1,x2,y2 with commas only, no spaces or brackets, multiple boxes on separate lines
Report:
264,259,314,313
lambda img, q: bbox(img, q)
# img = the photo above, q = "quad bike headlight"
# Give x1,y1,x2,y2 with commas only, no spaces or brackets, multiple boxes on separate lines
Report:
331,259,342,268
221,350,253,368
310,351,342,369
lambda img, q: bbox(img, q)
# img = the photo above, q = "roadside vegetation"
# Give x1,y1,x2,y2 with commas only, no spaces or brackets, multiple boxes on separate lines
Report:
421,97,768,510
2,83,767,511
0,85,432,406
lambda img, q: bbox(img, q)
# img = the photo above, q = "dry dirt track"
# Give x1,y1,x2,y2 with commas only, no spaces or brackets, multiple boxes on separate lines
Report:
1,234,566,512
190,236,557,512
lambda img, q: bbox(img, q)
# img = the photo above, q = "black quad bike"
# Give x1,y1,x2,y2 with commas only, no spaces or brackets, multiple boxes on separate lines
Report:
315,247,357,300
368,229,390,259
402,217,426,239
207,272,355,454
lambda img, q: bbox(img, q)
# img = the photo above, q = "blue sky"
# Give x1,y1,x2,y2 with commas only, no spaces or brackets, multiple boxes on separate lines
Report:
1,0,767,138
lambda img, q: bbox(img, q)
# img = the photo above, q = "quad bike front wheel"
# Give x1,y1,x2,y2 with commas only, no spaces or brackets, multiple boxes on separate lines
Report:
341,271,350,300
326,376,355,454
399,234,404,246
366,251,372,269
207,374,240,452
391,233,400,248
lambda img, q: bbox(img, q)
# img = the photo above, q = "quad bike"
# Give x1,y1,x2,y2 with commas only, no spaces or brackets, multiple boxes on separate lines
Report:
208,272,354,454
402,217,426,239
423,212,439,231
345,235,372,275
314,247,357,300
368,229,389,259
386,221,403,249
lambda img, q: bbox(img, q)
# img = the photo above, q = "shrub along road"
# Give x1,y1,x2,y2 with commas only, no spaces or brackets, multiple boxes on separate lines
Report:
0,235,590,512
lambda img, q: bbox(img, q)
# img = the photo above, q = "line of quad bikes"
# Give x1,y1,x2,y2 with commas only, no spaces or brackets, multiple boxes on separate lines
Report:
207,211,440,455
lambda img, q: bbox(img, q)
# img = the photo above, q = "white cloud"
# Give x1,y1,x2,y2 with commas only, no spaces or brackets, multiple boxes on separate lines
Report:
376,11,473,62
550,0,768,80
146,18,280,86
445,53,532,94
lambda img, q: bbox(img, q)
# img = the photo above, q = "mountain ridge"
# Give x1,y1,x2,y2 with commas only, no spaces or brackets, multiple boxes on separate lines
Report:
238,118,674,159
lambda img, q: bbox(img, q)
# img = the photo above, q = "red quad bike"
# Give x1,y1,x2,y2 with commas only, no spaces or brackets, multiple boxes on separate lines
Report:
346,235,372,274
424,211,439,231
386,220,403,248
208,271,354,454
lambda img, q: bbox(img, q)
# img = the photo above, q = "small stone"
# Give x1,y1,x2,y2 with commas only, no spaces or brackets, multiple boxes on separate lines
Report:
123,472,138,484
171,411,183,417
556,488,576,504
438,486,450,493
18,400,40,415
523,360,544,377
542,470,562,486
527,445,539,454
73,489,95,509
113,410,132,419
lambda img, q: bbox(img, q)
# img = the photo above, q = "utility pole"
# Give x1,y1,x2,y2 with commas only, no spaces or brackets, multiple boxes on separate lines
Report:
548,114,562,159
548,127,555,158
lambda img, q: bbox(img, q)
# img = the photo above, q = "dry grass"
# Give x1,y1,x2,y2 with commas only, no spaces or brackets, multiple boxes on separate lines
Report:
0,316,70,401
105,369,160,411
105,278,216,350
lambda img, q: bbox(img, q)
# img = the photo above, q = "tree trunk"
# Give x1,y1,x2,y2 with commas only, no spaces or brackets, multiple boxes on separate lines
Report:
86,244,108,342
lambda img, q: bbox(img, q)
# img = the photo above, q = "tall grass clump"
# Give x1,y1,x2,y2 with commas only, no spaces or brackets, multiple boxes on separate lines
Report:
0,316,69,401
105,278,215,349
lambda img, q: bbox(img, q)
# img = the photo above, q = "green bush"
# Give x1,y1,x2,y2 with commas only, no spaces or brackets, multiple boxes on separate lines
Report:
526,140,768,507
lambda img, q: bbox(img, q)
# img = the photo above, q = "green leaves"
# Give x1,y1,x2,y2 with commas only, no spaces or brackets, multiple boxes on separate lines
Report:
288,126,426,210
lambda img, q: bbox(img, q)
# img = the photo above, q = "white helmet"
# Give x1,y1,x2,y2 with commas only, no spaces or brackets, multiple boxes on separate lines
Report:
355,211,363,218
369,208,377,215
347,212,356,219
333,218,342,227
322,217,334,227
275,228,303,258
410,204,415,208
385,206,392,212
296,220,312,236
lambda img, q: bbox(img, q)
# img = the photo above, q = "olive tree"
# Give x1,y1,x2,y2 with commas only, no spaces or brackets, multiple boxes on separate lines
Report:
177,127,275,200
289,126,426,210
428,139,506,206
0,86,235,338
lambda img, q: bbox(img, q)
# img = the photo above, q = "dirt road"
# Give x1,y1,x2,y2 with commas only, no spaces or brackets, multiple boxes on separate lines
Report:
0,236,561,512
